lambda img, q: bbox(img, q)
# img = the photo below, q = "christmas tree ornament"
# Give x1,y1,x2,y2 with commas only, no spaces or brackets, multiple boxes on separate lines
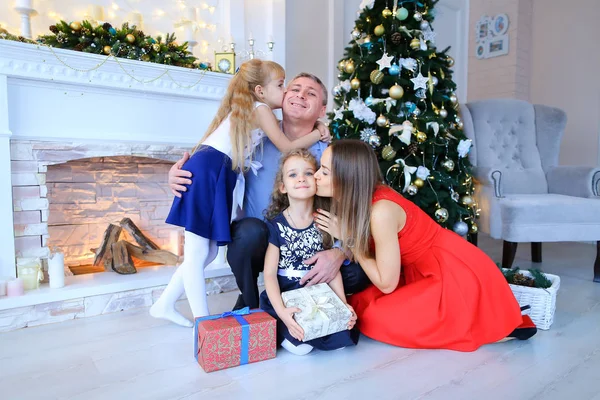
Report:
126,34,136,44
345,60,355,74
152,43,160,52
449,93,458,104
423,29,436,43
453,221,469,236
413,107,421,116
363,35,372,44
350,77,361,89
338,60,347,71
411,72,428,90
382,145,397,160
457,120,464,129
70,21,82,31
414,12,423,21
332,85,343,97
351,29,361,40
366,16,372,23
389,63,400,75
376,114,389,127
141,54,150,62
431,76,438,86
103,45,112,55
374,24,385,36
410,38,421,49
390,32,402,45
416,131,427,143
365,95,374,105
434,207,449,222
396,7,409,20
389,84,404,99
413,178,425,188
360,127,377,142
470,223,478,234
368,134,382,148
382,7,393,18
376,53,394,70
447,55,455,67
461,195,474,206
333,107,345,120
420,20,429,31
370,70,384,84
439,107,448,119
441,158,455,171
407,185,418,196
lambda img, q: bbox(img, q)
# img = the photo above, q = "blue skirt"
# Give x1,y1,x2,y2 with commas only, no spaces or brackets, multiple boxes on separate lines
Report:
259,276,360,350
165,146,238,246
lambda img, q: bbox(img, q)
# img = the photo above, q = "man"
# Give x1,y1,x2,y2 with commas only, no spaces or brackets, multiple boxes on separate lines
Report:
169,73,370,310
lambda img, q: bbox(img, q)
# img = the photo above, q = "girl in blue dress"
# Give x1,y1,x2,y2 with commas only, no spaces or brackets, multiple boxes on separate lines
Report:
150,60,329,326
259,149,358,355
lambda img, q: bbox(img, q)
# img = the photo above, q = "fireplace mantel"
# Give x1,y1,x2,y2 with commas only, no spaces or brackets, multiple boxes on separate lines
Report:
0,40,232,278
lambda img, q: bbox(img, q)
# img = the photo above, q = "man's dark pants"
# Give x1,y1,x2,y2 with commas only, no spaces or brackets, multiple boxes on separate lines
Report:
227,218,371,309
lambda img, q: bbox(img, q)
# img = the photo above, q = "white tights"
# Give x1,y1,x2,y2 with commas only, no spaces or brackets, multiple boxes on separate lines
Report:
150,231,218,327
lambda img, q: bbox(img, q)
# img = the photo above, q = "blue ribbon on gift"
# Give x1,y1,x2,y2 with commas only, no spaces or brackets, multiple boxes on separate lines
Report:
194,307,262,365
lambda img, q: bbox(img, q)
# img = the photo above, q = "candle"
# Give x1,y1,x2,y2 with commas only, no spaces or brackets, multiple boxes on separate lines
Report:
15,0,33,9
130,12,143,29
18,260,42,290
48,252,65,289
89,5,105,21
7,278,24,297
248,31,253,40
0,279,7,296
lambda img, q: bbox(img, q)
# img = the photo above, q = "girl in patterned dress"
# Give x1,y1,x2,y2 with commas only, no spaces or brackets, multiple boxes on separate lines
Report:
259,149,359,355
151,60,330,327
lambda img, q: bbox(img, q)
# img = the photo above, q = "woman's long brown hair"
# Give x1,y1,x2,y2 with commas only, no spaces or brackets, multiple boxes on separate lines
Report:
192,59,284,173
265,149,332,249
330,140,383,259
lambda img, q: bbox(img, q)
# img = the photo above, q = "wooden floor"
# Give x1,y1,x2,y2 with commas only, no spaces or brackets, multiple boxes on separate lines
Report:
2,234,600,400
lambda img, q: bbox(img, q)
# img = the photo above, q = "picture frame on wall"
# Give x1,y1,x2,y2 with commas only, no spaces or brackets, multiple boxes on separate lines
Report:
492,13,509,36
487,35,509,58
475,16,491,43
475,43,487,60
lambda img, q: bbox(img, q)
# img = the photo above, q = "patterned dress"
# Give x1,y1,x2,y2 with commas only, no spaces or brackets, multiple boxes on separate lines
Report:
259,212,359,350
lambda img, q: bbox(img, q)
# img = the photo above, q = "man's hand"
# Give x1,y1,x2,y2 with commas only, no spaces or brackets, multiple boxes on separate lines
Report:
315,121,332,143
169,152,192,197
300,248,345,287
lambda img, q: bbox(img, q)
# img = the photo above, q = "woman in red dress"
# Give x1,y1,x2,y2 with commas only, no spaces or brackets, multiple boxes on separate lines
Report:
313,140,535,352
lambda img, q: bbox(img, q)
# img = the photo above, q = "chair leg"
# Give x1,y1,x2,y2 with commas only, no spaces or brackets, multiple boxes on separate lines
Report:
594,241,600,283
531,242,542,263
467,232,478,247
502,241,518,269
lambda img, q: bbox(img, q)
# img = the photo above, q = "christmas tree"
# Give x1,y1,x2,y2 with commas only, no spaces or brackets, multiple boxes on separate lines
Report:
329,0,478,237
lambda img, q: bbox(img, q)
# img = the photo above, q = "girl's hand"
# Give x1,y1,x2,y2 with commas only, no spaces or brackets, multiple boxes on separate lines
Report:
314,209,340,239
346,304,357,330
315,121,332,143
281,307,305,341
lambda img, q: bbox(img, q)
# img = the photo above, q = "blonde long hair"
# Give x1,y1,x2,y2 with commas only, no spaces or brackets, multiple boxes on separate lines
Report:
329,140,383,259
193,59,285,172
265,149,333,249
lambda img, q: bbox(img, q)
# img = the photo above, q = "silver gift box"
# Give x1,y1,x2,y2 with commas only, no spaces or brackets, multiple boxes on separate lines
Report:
281,283,352,341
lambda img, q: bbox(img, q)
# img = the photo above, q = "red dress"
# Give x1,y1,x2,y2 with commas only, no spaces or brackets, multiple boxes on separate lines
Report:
349,186,523,352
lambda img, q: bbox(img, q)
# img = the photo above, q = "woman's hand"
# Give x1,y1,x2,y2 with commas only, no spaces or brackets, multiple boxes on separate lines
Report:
280,307,305,341
169,152,192,197
314,209,340,239
315,121,332,143
346,304,357,330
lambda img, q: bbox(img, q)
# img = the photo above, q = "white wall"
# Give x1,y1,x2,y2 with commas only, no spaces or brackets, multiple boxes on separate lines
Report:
530,0,600,166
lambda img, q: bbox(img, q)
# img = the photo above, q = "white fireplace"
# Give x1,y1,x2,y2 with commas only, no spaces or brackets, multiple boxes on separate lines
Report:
0,40,234,322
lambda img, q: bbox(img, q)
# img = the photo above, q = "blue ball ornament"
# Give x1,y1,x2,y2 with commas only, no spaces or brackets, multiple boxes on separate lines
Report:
396,7,409,21
109,27,117,35
365,96,374,106
389,64,400,76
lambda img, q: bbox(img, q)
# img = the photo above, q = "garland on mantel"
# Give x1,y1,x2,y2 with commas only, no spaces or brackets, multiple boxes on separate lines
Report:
0,21,213,71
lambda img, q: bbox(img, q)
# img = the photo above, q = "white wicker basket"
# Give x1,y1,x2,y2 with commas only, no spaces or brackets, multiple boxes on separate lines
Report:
504,269,560,330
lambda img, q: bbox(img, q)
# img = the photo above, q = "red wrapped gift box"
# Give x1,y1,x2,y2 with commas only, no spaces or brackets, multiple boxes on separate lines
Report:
194,307,276,373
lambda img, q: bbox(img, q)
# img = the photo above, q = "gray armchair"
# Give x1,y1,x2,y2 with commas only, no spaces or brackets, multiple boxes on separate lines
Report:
461,99,600,281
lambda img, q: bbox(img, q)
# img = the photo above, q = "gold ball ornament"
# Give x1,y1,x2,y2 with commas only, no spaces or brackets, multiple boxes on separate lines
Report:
70,21,82,31
382,145,397,161
416,131,427,143
370,70,384,84
410,38,421,50
126,34,136,44
389,84,404,100
350,77,361,90
376,114,389,127
103,45,112,55
152,43,160,52
413,178,425,188
141,54,150,62
344,60,355,74
374,24,385,37
447,56,455,67
441,158,455,171
0,27,8,34
366,16,372,23
382,7,393,18
363,35,372,44
434,207,449,223
457,120,464,129
337,60,347,72
461,195,474,206
470,223,478,234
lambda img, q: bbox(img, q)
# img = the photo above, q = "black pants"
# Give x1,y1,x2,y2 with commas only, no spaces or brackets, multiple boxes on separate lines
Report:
227,217,371,309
